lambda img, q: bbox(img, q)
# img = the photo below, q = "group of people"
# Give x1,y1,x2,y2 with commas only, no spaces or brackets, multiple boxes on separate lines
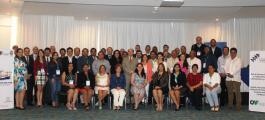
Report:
13,36,243,112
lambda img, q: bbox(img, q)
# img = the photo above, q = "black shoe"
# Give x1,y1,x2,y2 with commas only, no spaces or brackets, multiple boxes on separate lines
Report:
27,103,33,106
195,107,202,111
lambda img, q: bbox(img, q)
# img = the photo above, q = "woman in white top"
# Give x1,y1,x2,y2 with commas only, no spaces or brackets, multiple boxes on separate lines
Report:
203,65,221,112
95,65,110,110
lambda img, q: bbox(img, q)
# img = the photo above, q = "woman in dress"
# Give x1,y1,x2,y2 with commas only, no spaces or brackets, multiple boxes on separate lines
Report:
152,63,169,112
178,54,189,75
61,63,77,110
169,63,187,111
14,48,28,110
34,49,47,107
131,63,147,110
75,64,95,110
95,65,110,110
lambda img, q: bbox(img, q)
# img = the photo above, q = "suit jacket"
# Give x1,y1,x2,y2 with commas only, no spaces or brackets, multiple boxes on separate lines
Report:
23,55,34,75
201,54,218,73
77,56,90,73
152,72,169,89
122,56,137,81
105,55,112,61
170,72,187,89
191,44,207,59
62,56,77,73
209,47,222,59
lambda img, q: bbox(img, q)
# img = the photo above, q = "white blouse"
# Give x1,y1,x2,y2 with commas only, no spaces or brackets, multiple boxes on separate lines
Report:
203,72,221,87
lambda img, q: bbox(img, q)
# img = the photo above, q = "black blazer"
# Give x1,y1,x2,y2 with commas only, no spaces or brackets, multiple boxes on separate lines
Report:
62,56,77,73
170,72,187,89
76,72,95,89
209,47,222,59
23,55,34,75
191,44,207,59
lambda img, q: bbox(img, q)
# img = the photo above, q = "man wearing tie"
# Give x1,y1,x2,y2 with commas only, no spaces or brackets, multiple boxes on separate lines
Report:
88,48,98,73
44,47,51,63
62,47,77,73
23,47,35,106
122,49,137,103
31,46,38,61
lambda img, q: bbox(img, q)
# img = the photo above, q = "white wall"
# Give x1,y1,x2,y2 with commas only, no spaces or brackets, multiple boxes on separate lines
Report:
0,15,12,49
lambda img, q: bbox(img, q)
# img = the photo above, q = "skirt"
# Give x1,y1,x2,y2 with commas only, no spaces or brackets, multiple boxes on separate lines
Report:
131,86,145,95
36,75,46,85
15,77,27,92
94,86,109,94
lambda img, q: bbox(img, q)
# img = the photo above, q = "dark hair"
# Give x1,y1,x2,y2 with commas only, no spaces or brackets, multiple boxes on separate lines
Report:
114,64,124,74
44,47,51,52
36,49,46,63
136,50,142,54
208,64,215,69
82,48,88,52
145,45,151,49
172,63,181,74
99,65,106,73
141,54,149,62
82,63,91,73
50,52,59,65
24,47,30,51
66,63,74,75
150,51,157,56
163,44,169,48
60,48,66,52
179,54,189,68
112,50,122,63
223,46,229,51
134,63,146,79
192,64,198,69
230,47,237,53
67,47,73,51
15,48,23,58
90,48,97,52
157,63,166,73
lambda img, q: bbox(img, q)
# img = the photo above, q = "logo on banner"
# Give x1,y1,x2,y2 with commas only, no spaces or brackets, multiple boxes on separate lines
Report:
250,53,260,62
250,100,259,105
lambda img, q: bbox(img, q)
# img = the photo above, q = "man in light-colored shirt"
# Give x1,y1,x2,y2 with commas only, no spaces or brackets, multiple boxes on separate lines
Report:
187,50,202,73
167,50,179,73
92,51,110,75
224,47,242,111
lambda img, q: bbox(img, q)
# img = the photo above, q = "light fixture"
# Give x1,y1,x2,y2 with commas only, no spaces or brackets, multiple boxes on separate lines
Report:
85,17,88,20
215,18,219,22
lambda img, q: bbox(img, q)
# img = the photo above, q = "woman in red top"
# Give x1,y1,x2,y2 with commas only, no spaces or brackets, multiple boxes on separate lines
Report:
34,49,48,107
186,64,203,110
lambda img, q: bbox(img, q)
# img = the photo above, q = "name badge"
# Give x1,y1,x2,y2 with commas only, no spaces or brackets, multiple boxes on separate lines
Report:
56,70,60,75
86,80,90,86
197,51,201,56
203,63,206,68
69,80,74,85
41,68,45,73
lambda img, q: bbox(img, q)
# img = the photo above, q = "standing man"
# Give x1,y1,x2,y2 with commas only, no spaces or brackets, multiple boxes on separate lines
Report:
224,48,242,111
88,48,97,73
62,47,77,73
191,36,207,59
74,47,81,59
200,46,218,74
167,50,179,73
92,51,111,75
122,49,137,103
209,39,222,59
105,47,113,61
23,47,35,106
217,47,230,106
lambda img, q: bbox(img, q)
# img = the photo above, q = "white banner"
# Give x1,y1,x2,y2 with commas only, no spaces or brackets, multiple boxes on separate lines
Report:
0,49,14,110
249,51,265,112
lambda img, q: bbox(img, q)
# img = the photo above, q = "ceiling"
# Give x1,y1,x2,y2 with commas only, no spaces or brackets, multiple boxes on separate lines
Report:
1,0,265,21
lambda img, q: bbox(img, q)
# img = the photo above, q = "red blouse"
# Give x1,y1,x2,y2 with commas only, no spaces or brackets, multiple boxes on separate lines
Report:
187,73,203,86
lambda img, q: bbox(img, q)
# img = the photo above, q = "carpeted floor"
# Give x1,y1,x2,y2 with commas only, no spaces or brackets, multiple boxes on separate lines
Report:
0,105,264,120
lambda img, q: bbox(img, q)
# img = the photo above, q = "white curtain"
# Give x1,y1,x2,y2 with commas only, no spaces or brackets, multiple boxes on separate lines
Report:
17,14,265,66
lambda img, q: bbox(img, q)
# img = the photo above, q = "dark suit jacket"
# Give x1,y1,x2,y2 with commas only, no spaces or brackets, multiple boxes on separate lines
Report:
170,72,187,89
23,55,34,75
191,44,207,59
209,47,222,59
62,56,77,73
201,54,218,73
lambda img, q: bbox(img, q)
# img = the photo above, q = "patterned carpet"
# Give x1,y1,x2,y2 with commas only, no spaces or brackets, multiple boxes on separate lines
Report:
0,105,265,120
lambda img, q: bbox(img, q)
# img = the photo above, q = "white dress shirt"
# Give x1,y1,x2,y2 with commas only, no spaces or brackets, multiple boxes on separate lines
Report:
187,57,202,73
203,72,221,87
68,56,73,63
224,56,242,82
166,57,179,73
217,55,229,73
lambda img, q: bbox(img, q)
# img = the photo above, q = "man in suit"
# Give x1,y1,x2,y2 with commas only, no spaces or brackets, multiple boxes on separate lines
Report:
122,48,137,103
201,46,218,74
23,47,35,105
145,45,151,59
31,46,38,61
191,36,207,59
209,39,222,59
62,47,77,73
74,47,81,59
105,47,113,61
44,47,52,63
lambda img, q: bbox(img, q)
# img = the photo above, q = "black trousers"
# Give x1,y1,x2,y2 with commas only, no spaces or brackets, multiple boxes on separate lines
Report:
188,87,203,109
220,76,228,106
26,76,35,105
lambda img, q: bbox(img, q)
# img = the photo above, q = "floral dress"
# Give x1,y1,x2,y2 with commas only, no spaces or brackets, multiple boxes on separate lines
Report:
14,58,27,92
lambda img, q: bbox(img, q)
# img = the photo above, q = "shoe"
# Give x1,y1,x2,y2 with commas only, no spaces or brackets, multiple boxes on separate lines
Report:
99,106,102,110
211,107,215,112
214,107,219,112
72,107,77,111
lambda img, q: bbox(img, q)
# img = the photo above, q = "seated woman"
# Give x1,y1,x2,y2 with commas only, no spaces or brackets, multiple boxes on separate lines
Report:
186,64,203,110
61,63,77,110
170,63,187,111
131,63,147,110
75,64,95,110
95,65,110,110
110,64,126,110
152,63,169,112
203,65,221,112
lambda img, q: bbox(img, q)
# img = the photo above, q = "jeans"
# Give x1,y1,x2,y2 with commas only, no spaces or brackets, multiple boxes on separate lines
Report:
205,87,220,107
50,76,61,102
